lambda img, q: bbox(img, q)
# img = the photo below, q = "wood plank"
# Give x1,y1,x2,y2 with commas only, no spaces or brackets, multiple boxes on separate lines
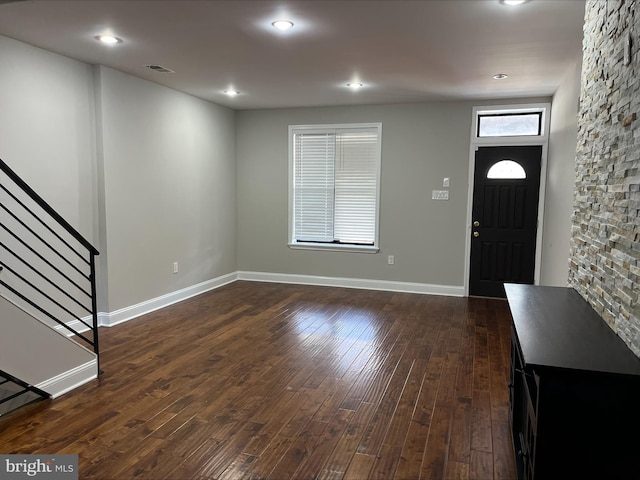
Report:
492,421,516,480
382,358,425,448
470,450,494,480
310,376,349,423
472,325,491,392
357,350,413,455
393,338,444,480
471,389,493,453
80,451,126,480
393,415,429,480
448,396,472,464
435,352,459,408
487,311,510,424
217,453,258,480
268,419,327,479
343,453,375,480
83,435,166,480
241,390,301,456
117,416,212,479
190,422,264,479
318,402,376,478
277,384,334,439
369,444,403,480
293,408,353,479
420,405,453,480
446,460,470,480
164,437,231,480
455,318,475,399
241,435,295,479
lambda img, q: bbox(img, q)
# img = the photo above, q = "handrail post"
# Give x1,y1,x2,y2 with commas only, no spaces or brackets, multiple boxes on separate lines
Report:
89,253,102,375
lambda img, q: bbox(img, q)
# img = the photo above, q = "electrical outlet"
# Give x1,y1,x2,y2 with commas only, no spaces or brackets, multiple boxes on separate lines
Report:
388,255,395,265
173,262,178,274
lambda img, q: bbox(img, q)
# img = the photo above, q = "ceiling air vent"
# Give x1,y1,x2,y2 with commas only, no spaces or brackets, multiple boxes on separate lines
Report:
144,65,175,73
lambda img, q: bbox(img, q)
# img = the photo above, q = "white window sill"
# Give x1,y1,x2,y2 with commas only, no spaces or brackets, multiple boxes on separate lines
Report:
288,242,379,253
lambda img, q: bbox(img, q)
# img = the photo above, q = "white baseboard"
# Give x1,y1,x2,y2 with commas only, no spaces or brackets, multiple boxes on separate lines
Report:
35,359,97,399
53,313,110,334
53,317,93,336
98,311,110,327
55,271,463,334
103,272,238,327
237,271,465,297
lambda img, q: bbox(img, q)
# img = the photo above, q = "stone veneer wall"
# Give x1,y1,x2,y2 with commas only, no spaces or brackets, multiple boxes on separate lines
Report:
570,0,640,355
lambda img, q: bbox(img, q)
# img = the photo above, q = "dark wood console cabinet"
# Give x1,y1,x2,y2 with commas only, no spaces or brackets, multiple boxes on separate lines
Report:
505,284,640,479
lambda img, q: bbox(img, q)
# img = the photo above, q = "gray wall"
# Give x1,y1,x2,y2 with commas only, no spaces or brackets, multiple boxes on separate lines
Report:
0,35,97,241
0,36,100,326
237,103,470,287
237,99,551,288
541,60,582,286
0,36,238,316
97,67,237,311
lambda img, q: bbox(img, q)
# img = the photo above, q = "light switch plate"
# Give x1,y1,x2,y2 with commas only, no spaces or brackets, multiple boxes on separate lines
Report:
432,190,449,200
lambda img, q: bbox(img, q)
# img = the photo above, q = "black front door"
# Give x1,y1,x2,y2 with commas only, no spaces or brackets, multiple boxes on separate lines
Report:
469,146,542,298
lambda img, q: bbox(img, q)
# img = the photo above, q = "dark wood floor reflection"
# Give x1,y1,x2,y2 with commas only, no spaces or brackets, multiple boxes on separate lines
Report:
0,281,516,479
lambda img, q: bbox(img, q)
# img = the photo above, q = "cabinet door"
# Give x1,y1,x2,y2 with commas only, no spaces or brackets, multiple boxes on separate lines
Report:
522,386,537,480
509,331,527,479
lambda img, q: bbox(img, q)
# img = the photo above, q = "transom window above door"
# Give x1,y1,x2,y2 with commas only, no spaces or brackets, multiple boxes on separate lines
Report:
477,112,542,137
472,104,549,143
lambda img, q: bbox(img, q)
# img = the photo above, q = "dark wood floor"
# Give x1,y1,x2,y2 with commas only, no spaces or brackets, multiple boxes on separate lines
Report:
0,281,516,480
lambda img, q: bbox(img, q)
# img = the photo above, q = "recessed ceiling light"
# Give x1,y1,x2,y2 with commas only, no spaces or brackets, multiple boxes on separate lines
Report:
493,73,508,79
224,90,240,97
95,35,122,45
272,20,294,31
500,0,528,5
347,82,364,89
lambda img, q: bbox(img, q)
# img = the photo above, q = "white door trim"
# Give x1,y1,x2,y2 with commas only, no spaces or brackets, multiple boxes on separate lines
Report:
464,103,551,296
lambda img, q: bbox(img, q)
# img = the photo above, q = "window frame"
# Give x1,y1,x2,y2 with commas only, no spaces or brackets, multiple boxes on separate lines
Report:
472,104,550,146
288,122,382,253
477,111,543,138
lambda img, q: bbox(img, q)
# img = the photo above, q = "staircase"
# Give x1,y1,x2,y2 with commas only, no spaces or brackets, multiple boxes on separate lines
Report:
0,158,101,416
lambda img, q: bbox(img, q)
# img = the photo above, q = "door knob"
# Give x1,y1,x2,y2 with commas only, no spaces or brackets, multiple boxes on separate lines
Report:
473,231,479,238
473,221,480,227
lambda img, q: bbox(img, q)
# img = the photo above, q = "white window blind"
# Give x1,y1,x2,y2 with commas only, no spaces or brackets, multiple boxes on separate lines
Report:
290,124,381,249
293,133,336,242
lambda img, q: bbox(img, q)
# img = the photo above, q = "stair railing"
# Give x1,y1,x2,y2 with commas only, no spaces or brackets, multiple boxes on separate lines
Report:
0,369,49,414
0,158,101,374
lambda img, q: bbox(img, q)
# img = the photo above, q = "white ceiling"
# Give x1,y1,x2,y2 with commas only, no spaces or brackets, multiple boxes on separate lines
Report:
0,0,586,110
